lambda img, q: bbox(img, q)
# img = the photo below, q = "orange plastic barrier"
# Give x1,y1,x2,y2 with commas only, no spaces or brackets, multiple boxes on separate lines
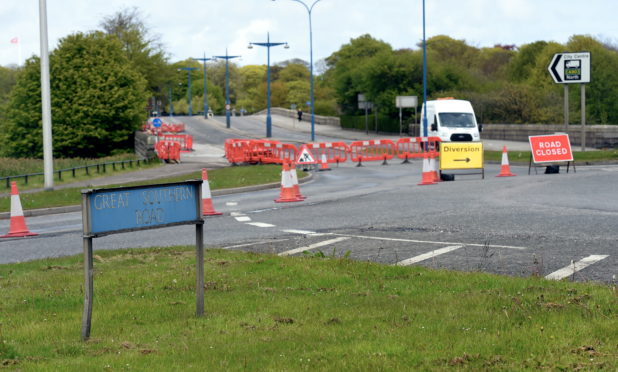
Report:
396,137,441,161
155,141,181,163
349,139,397,166
303,142,350,165
258,141,298,164
225,139,251,164
161,134,193,152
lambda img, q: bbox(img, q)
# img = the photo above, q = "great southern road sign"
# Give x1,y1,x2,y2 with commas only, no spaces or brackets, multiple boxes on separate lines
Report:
548,52,591,84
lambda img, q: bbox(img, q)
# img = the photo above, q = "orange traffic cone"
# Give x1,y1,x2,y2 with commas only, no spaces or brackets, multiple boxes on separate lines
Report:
290,163,306,200
1,182,38,238
429,156,441,182
275,161,303,203
319,153,331,171
496,146,516,177
418,156,437,186
201,169,222,215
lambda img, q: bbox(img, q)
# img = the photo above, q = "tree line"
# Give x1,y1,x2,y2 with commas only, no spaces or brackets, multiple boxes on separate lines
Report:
1,7,617,159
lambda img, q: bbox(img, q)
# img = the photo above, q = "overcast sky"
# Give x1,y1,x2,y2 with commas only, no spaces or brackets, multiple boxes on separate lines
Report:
2,0,617,68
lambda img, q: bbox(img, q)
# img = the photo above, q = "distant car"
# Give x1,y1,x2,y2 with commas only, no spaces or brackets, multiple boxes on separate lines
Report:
151,111,159,117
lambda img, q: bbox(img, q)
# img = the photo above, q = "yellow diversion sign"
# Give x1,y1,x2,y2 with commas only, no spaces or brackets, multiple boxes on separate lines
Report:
440,142,484,170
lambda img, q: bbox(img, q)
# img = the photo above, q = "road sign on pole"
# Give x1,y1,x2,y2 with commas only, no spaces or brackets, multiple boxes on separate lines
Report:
548,52,591,84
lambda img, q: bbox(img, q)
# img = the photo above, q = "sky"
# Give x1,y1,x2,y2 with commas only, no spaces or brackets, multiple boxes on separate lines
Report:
1,0,617,68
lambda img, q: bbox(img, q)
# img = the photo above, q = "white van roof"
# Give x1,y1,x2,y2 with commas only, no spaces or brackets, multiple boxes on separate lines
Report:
427,99,474,112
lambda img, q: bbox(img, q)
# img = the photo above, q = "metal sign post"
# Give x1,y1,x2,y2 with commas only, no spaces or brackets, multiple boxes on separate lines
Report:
548,52,591,151
80,181,204,341
396,96,418,137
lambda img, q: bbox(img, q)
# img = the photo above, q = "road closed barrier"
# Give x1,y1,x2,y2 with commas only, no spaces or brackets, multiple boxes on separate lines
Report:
161,134,193,152
349,139,396,166
396,137,441,162
303,142,350,166
155,141,181,163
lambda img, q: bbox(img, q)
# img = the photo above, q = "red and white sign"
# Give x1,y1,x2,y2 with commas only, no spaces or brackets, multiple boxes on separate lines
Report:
529,134,573,163
296,145,317,165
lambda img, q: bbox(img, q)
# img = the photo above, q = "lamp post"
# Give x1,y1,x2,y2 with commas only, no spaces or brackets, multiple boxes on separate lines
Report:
422,0,428,138
192,53,214,119
179,67,198,115
272,0,321,142
213,49,240,128
168,86,174,117
248,33,289,138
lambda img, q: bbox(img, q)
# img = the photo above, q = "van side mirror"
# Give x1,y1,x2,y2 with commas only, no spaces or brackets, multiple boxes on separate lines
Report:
478,123,483,133
430,123,437,132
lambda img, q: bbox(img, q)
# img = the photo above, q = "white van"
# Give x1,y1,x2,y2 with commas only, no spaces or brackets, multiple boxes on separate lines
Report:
419,98,481,142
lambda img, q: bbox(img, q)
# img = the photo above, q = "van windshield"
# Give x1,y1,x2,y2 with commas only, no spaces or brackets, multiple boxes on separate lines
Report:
438,113,476,128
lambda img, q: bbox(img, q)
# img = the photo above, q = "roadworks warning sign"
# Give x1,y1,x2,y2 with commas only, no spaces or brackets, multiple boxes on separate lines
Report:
296,146,317,164
440,142,484,170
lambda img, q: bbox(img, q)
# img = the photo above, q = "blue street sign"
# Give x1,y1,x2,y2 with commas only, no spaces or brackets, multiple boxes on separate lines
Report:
83,181,202,237
153,118,162,128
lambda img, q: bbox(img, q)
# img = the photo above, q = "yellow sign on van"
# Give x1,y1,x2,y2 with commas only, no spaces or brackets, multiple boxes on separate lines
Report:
440,142,484,170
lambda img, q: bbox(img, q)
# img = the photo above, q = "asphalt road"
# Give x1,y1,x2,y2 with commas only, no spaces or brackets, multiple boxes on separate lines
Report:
1,115,616,285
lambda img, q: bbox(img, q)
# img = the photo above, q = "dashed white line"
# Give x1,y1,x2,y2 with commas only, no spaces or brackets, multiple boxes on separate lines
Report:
545,255,609,280
235,216,251,222
226,202,238,206
329,233,527,250
278,237,351,256
246,222,275,228
282,229,318,235
395,245,464,266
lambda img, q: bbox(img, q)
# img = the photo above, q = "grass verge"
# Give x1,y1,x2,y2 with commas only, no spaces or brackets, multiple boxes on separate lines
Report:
484,148,618,163
0,247,616,370
0,165,290,213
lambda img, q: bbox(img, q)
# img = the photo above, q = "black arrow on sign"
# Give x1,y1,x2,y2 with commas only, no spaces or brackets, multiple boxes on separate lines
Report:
454,158,471,163
550,54,562,83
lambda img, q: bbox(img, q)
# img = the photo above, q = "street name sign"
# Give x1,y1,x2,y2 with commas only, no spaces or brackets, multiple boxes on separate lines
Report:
529,134,573,163
548,52,591,84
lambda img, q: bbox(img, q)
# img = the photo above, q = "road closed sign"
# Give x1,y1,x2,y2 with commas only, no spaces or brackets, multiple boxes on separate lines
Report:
529,134,573,163
440,142,484,170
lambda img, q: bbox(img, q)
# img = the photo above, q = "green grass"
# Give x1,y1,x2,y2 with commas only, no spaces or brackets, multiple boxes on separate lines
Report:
0,247,616,371
484,149,618,163
0,165,290,213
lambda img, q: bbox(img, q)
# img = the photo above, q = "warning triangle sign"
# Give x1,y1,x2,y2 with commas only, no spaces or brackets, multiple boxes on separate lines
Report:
296,147,317,164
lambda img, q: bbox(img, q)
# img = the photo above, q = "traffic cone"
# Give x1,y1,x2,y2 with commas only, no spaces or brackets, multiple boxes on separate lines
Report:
496,146,516,177
275,161,303,203
1,182,38,238
429,156,441,182
290,163,306,200
418,156,437,186
319,153,331,171
201,169,222,215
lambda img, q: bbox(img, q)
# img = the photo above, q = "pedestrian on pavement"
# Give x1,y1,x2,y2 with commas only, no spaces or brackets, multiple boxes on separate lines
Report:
297,108,303,122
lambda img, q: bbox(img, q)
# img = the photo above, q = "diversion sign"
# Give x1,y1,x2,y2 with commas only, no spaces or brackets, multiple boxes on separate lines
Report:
440,142,484,170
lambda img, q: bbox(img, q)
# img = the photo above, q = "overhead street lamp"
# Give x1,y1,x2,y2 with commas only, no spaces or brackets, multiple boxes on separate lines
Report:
178,67,198,116
192,53,214,119
248,33,289,138
272,0,322,142
422,0,428,139
213,49,241,128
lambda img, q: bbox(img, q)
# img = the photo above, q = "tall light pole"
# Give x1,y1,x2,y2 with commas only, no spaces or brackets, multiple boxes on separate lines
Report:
272,0,321,142
248,33,289,138
422,0,428,138
213,49,240,128
168,86,174,117
39,0,54,190
179,67,198,115
192,53,214,119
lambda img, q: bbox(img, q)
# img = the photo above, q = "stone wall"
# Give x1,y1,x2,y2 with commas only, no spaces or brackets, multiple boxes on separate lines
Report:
480,124,618,149
134,131,157,159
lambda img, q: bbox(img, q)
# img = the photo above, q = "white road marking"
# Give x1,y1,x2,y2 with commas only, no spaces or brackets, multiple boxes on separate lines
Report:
246,222,275,228
230,212,244,217
235,216,251,222
278,237,351,256
545,255,609,280
395,245,464,266
282,229,318,235
222,239,291,250
330,233,527,250
226,202,238,206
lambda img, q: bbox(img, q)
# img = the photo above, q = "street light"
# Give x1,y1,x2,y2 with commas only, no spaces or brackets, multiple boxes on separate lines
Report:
422,0,428,139
192,53,214,119
213,49,240,128
178,67,198,115
272,0,321,142
168,86,174,117
248,33,289,138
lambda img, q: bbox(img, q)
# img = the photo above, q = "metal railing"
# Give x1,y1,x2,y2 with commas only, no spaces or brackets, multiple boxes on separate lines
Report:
1,158,152,188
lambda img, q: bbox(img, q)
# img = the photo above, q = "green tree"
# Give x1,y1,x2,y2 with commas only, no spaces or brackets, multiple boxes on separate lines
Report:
0,66,18,109
0,31,148,158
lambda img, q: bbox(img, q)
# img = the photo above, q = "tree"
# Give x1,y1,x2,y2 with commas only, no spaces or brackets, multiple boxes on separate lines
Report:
0,32,148,158
100,8,173,100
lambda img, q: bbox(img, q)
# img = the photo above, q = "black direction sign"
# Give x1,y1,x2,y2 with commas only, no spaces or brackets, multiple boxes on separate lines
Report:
548,52,591,84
